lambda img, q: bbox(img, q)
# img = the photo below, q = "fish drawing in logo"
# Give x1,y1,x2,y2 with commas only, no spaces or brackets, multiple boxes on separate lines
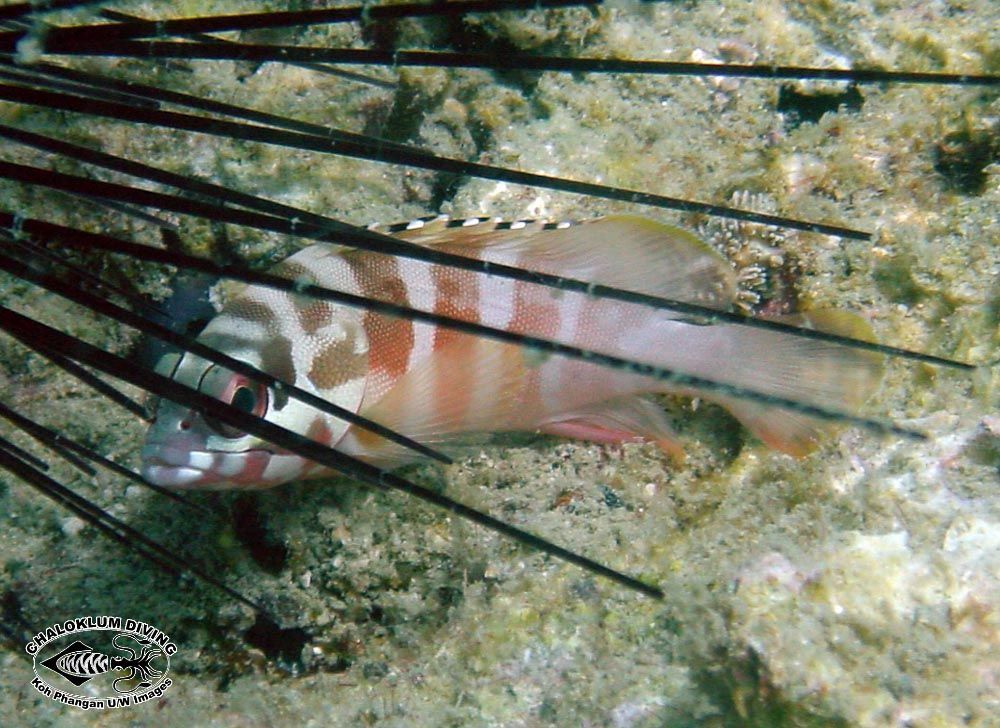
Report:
39,634,164,694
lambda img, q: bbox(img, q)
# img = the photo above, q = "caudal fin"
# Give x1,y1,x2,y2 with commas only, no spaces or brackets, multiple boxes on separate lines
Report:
712,310,884,456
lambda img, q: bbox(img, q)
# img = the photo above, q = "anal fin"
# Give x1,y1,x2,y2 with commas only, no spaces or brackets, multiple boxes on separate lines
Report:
539,396,685,462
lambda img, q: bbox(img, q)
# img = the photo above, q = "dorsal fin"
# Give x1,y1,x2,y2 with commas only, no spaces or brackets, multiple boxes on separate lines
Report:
378,215,738,309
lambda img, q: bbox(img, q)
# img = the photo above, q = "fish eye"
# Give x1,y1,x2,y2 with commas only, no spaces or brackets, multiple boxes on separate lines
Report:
231,385,258,414
198,366,270,439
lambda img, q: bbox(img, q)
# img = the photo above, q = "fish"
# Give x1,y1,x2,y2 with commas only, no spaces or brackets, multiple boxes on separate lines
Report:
141,215,883,489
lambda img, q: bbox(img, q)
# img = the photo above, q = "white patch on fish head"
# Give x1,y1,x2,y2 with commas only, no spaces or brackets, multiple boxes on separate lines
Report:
141,285,370,489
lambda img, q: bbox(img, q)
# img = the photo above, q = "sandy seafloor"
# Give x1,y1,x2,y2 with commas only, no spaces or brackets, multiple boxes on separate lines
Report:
0,1,997,725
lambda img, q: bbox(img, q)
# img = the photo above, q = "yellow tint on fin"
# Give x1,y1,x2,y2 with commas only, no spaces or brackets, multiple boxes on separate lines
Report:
720,309,884,456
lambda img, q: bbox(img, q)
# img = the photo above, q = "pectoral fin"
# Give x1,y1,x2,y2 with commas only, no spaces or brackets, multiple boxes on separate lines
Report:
348,334,528,465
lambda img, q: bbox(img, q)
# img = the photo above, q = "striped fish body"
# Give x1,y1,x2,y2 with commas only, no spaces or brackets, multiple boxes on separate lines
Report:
141,216,881,489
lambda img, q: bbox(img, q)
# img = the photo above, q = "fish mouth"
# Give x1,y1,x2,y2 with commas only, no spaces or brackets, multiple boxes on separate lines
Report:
141,442,215,488
141,442,275,489
142,461,208,488
140,438,236,488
